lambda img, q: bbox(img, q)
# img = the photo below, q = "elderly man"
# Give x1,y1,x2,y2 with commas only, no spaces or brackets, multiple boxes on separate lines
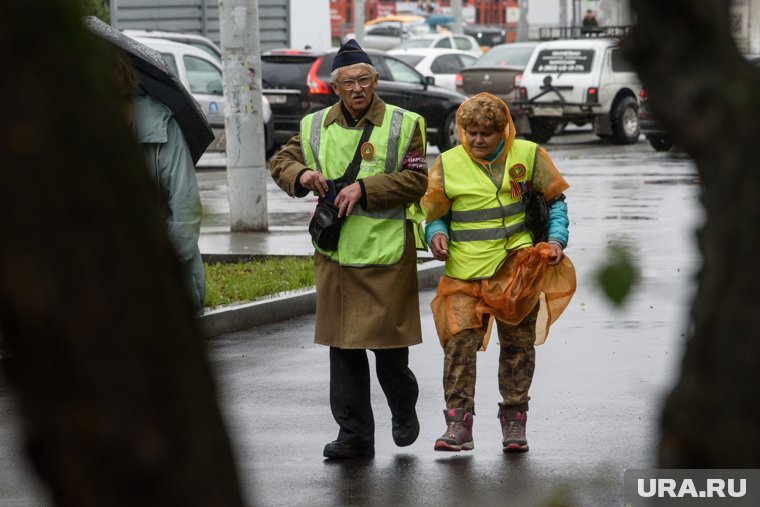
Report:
270,40,428,459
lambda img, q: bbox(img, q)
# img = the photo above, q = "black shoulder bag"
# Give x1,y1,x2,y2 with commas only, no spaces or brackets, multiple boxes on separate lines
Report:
308,123,375,251
522,192,566,244
522,190,549,244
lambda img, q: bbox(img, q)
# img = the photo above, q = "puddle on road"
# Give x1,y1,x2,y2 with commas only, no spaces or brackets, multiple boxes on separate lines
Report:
642,177,701,186
602,215,655,221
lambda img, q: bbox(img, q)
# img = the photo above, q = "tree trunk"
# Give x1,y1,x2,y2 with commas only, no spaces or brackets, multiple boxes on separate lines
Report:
0,2,246,505
625,0,760,466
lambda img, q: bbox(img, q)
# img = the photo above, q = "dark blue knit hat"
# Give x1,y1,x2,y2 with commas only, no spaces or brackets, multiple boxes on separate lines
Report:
332,39,373,71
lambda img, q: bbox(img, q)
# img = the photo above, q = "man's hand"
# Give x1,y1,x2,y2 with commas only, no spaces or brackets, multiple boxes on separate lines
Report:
547,242,565,265
430,233,449,261
299,170,328,196
334,182,362,218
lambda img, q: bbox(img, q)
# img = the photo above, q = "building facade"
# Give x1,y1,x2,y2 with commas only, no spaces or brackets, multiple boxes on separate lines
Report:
110,0,331,50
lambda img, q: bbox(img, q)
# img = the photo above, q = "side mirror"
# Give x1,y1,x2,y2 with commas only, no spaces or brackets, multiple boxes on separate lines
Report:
425,75,436,87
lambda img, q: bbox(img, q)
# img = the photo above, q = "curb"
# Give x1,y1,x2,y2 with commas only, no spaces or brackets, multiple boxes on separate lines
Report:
198,260,444,338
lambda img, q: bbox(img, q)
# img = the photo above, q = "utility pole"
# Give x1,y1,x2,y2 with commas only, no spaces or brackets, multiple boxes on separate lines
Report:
517,0,529,41
354,0,365,46
572,0,580,27
110,0,119,27
451,0,463,34
218,0,268,231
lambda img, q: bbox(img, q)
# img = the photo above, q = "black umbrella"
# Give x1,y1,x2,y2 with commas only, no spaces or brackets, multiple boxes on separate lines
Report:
84,16,214,165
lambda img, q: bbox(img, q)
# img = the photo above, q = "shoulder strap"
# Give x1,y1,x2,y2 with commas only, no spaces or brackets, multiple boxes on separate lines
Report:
335,122,374,189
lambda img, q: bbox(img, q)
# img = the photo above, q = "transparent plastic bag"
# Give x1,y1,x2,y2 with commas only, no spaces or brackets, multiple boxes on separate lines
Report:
431,243,576,349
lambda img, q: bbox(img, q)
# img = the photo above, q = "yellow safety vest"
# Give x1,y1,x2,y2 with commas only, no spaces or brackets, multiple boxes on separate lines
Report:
441,139,537,279
301,104,425,266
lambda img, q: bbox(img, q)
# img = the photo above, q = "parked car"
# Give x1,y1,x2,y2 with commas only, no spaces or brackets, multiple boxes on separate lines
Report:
365,14,430,35
343,23,414,51
388,48,478,91
395,33,483,57
123,29,221,62
131,36,275,156
456,42,538,132
514,29,642,144
261,47,468,151
464,25,508,51
639,54,760,152
637,88,672,151
345,15,431,51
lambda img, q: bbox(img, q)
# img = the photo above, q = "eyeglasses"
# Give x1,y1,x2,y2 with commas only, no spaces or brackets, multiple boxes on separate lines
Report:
338,75,373,90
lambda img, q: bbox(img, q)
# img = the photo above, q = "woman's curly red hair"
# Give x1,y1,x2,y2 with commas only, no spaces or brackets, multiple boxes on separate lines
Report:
456,94,507,133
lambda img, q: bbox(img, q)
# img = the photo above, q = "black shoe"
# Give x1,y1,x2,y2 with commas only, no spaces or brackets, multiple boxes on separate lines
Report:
392,410,420,447
323,439,375,459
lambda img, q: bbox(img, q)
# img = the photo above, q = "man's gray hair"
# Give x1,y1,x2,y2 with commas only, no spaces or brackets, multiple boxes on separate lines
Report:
330,62,378,84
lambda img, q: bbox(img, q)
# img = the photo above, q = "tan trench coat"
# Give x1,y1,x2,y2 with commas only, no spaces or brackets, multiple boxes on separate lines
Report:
269,95,427,349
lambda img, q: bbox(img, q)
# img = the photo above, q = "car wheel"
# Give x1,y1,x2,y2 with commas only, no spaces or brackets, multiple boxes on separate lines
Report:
438,110,459,152
526,118,557,144
611,96,640,144
647,135,673,152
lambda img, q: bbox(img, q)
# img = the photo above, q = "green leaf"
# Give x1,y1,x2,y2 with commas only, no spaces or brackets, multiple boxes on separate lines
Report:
595,244,639,306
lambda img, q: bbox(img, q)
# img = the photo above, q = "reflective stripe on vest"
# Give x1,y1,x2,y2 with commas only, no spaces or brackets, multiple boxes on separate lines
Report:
300,104,423,266
441,140,537,279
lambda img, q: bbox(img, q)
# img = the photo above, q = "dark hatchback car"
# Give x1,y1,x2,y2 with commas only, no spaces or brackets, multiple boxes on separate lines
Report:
464,25,508,50
261,48,468,151
638,88,672,151
639,54,760,151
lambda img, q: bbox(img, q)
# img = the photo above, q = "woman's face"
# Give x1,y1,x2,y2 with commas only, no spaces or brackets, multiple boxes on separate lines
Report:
464,124,501,159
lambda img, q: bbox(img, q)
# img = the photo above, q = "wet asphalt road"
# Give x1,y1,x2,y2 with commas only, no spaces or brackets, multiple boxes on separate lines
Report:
0,130,701,506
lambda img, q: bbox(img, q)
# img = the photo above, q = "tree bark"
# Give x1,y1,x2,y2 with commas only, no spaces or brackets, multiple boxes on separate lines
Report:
0,2,246,505
624,0,760,466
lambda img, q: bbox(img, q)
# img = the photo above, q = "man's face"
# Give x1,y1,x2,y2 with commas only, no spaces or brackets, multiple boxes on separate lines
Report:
331,64,378,117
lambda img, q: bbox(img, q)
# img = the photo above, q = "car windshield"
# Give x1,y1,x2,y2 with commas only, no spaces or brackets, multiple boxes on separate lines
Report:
261,57,317,88
473,45,535,67
393,54,425,67
398,38,434,49
384,57,423,84
160,53,180,77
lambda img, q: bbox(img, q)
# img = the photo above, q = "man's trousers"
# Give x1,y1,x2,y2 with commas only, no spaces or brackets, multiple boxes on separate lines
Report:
329,346,419,445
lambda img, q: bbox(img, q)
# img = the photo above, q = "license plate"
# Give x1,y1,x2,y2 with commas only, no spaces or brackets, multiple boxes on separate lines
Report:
267,94,288,104
533,105,563,117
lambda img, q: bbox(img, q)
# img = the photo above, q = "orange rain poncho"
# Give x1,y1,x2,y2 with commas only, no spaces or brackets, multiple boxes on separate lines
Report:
422,93,577,349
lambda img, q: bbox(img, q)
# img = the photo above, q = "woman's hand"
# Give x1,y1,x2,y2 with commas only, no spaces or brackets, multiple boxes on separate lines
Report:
430,233,449,261
547,242,565,265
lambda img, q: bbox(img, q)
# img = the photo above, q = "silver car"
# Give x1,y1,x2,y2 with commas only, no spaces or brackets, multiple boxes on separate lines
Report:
130,36,274,155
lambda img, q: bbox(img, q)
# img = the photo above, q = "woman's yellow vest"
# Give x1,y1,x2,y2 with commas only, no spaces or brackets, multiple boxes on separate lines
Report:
441,139,537,280
301,104,424,266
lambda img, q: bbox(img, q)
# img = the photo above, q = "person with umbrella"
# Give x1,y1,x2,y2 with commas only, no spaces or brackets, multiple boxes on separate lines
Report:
88,17,211,315
113,49,205,314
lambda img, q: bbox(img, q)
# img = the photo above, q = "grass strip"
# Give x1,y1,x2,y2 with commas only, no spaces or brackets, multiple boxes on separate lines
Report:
204,256,314,308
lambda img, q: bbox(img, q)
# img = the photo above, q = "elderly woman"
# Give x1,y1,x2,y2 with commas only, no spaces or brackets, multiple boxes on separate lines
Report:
422,92,575,453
